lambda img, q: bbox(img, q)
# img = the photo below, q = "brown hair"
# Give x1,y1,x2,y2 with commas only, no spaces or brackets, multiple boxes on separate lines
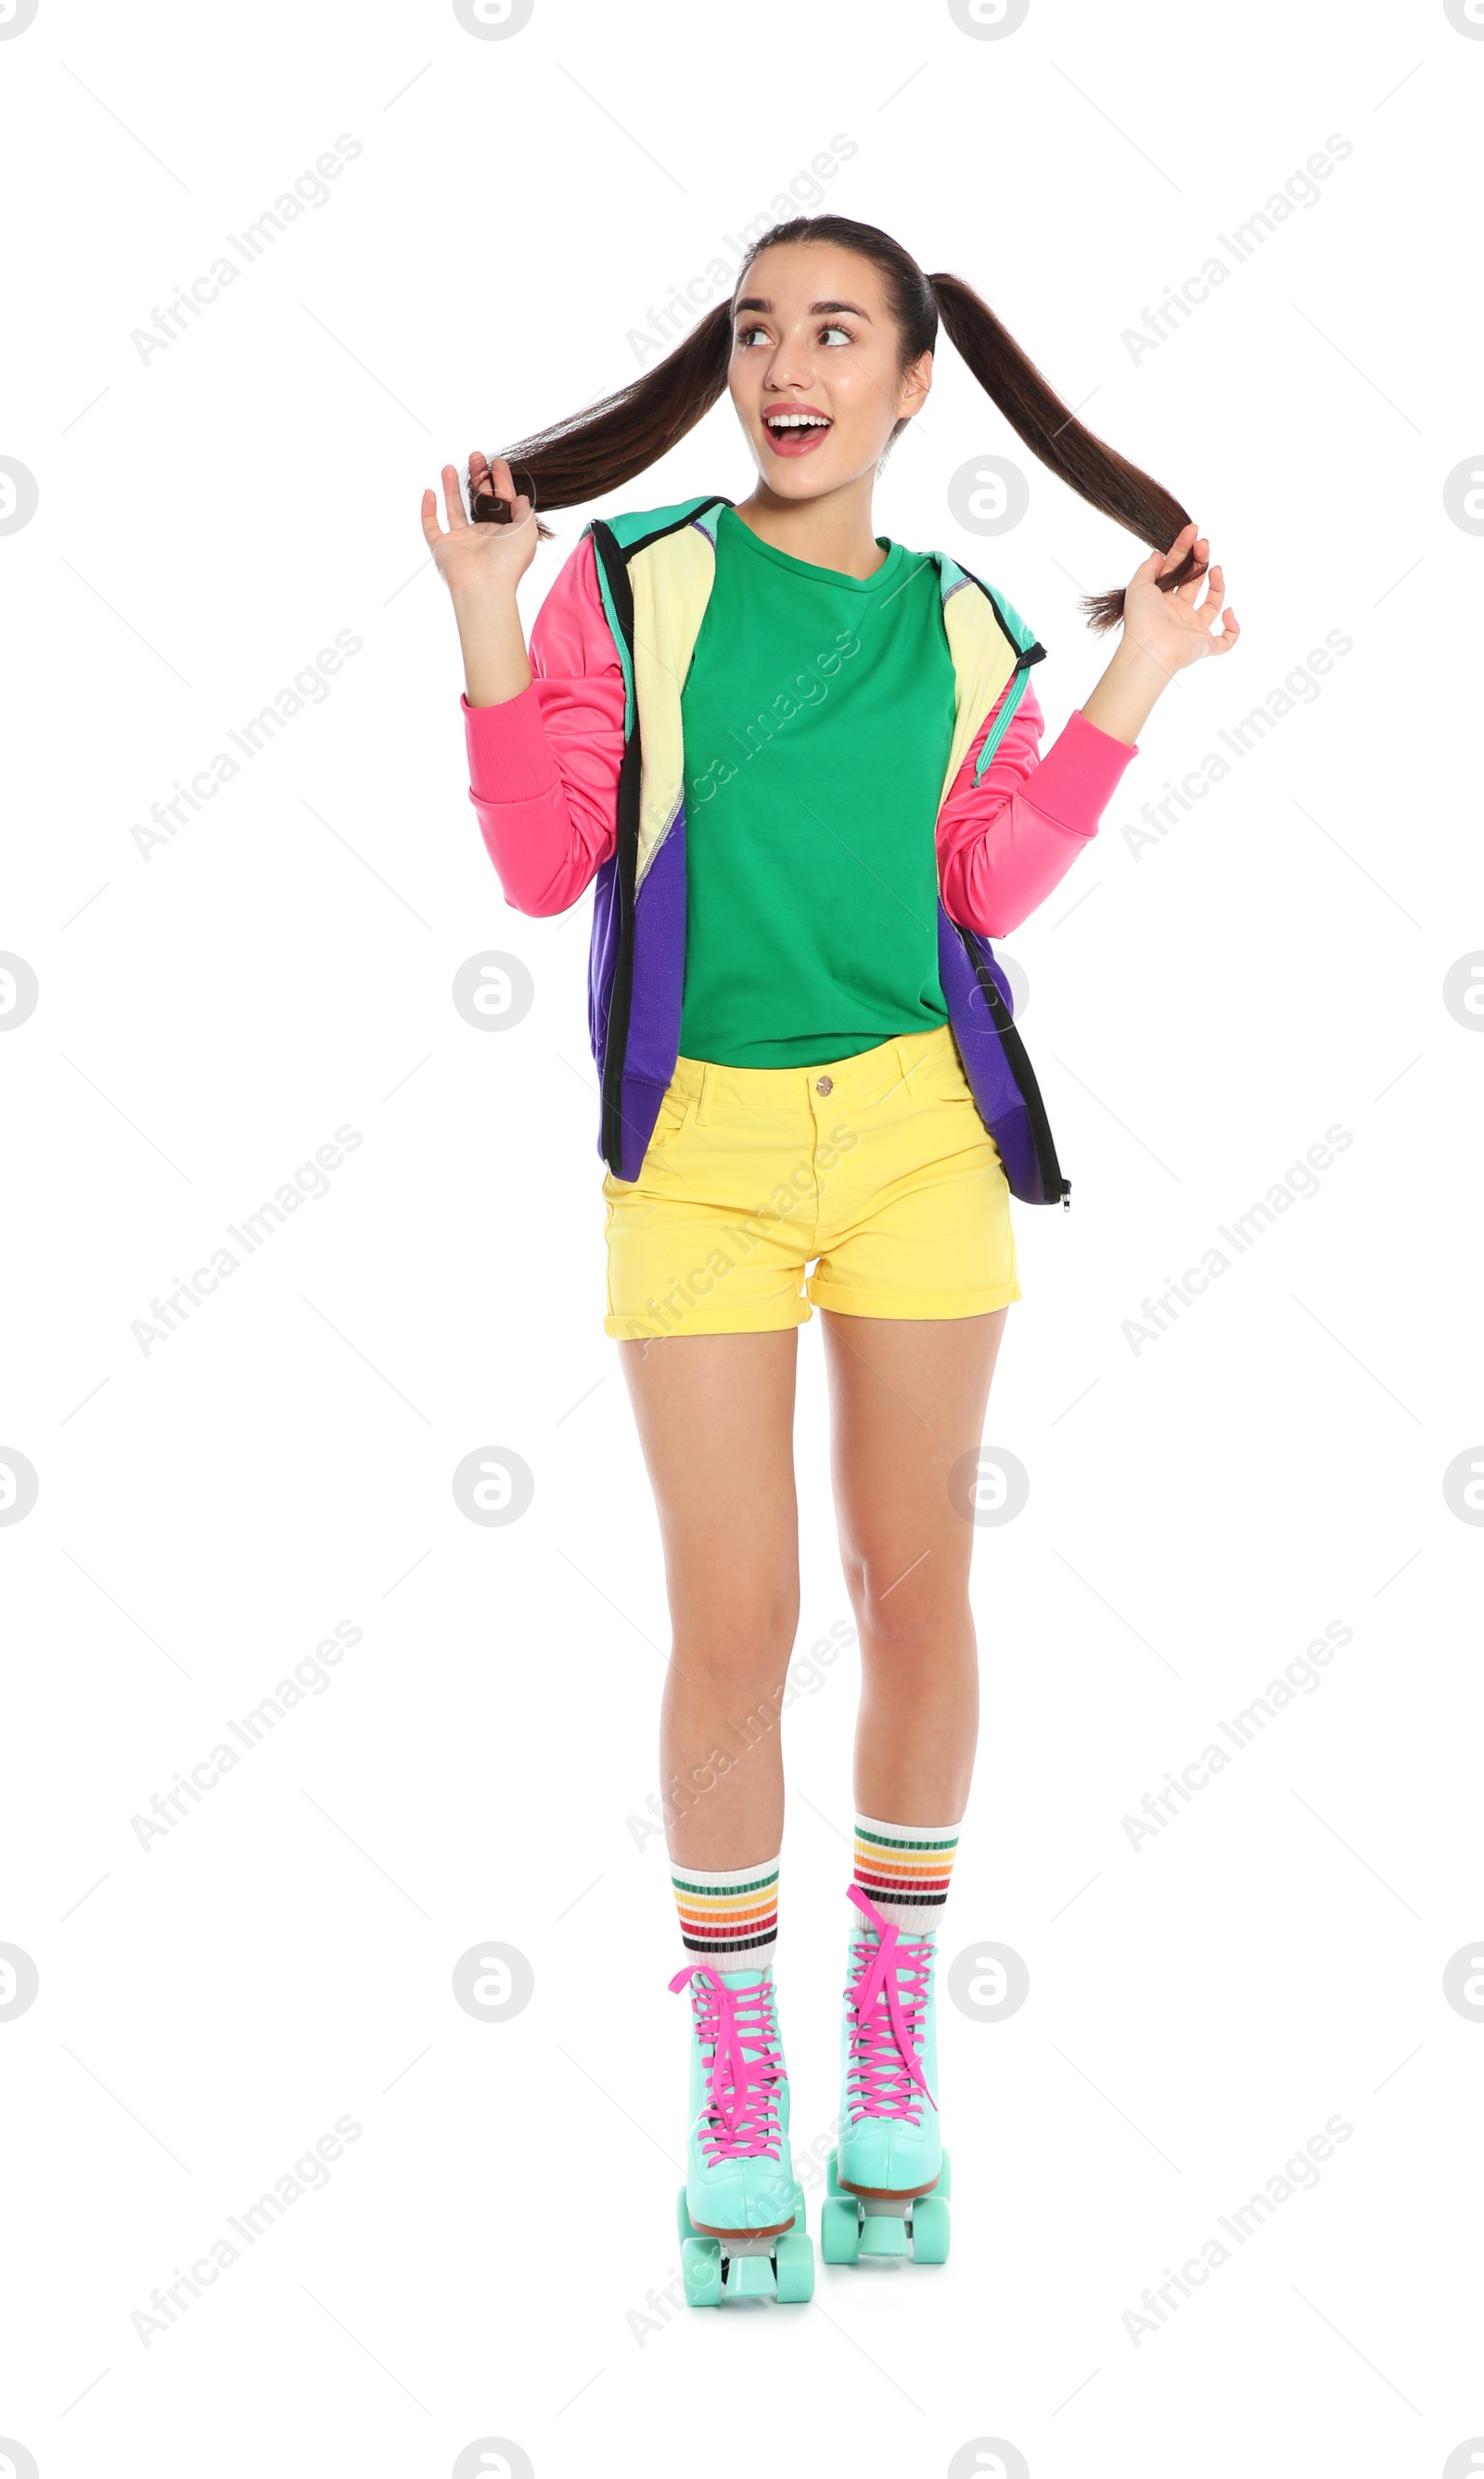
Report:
481,212,1197,631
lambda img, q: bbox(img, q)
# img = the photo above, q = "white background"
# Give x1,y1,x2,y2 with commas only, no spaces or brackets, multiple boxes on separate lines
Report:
3,0,1482,2473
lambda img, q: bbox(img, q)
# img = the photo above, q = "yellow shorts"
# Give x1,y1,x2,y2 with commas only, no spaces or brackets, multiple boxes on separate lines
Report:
602,1022,1020,1340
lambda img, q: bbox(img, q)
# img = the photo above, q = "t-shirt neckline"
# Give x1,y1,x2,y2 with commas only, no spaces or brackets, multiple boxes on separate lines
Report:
719,504,906,595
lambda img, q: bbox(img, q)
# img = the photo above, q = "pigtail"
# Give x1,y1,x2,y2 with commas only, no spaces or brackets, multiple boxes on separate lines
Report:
928,270,1196,630
475,301,735,540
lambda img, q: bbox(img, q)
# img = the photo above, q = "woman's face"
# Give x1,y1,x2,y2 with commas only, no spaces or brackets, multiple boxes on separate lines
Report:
727,242,931,500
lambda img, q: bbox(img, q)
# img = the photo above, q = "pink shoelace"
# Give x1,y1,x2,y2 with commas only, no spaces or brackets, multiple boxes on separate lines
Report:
844,1883,938,2124
669,1964,786,2164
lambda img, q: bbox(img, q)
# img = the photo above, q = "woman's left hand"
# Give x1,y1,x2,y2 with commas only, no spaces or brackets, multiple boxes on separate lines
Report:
1122,520,1239,675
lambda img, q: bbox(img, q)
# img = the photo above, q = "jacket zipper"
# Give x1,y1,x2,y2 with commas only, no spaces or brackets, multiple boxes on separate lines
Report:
971,640,1046,776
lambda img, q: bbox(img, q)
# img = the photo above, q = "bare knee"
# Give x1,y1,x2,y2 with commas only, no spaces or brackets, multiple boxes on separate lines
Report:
672,1585,800,1697
840,1547,970,1665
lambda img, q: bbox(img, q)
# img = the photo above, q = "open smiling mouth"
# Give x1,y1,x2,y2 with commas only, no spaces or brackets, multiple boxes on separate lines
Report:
762,410,834,456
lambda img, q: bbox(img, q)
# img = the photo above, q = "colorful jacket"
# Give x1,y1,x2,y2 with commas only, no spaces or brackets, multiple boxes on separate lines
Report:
463,493,1138,1201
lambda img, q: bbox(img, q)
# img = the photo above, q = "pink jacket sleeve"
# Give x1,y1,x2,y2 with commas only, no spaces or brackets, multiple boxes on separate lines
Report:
462,532,625,917
937,676,1138,938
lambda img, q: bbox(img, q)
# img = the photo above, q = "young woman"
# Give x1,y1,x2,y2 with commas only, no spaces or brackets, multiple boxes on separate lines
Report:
422,214,1236,2305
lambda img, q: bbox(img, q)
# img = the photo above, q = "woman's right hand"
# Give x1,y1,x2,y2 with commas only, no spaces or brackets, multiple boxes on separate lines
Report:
421,452,540,602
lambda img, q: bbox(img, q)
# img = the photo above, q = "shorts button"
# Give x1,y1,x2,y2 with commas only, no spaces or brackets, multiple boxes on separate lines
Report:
815,1074,834,1096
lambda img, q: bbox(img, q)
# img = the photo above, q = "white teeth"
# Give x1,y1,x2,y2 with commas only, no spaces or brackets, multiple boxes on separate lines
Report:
767,413,830,430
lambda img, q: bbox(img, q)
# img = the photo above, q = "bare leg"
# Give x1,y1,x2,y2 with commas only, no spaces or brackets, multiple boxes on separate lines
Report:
617,1330,800,1868
819,1308,1009,1823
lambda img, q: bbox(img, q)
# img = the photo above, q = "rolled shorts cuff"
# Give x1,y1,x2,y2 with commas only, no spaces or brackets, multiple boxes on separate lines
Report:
604,1298,814,1342
806,1274,1022,1321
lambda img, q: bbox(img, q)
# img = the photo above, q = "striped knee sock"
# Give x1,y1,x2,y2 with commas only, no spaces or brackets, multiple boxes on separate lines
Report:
672,1855,779,1978
853,1814,959,1933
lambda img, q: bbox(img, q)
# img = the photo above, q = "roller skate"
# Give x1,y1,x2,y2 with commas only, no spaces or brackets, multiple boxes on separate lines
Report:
820,1885,951,2266
668,1962,814,2306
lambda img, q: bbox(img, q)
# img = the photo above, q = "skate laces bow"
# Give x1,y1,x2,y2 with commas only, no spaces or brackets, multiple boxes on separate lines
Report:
845,1883,938,2117
668,1963,784,2159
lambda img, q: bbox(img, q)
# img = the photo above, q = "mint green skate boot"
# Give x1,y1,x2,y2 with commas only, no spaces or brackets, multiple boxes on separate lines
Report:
668,1963,814,2306
821,1885,951,2266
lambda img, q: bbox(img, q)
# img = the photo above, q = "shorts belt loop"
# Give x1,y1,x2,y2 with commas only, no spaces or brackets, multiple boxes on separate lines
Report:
696,1062,716,1127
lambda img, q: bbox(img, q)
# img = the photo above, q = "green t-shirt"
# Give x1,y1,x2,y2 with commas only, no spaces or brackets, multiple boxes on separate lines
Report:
677,504,957,1069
